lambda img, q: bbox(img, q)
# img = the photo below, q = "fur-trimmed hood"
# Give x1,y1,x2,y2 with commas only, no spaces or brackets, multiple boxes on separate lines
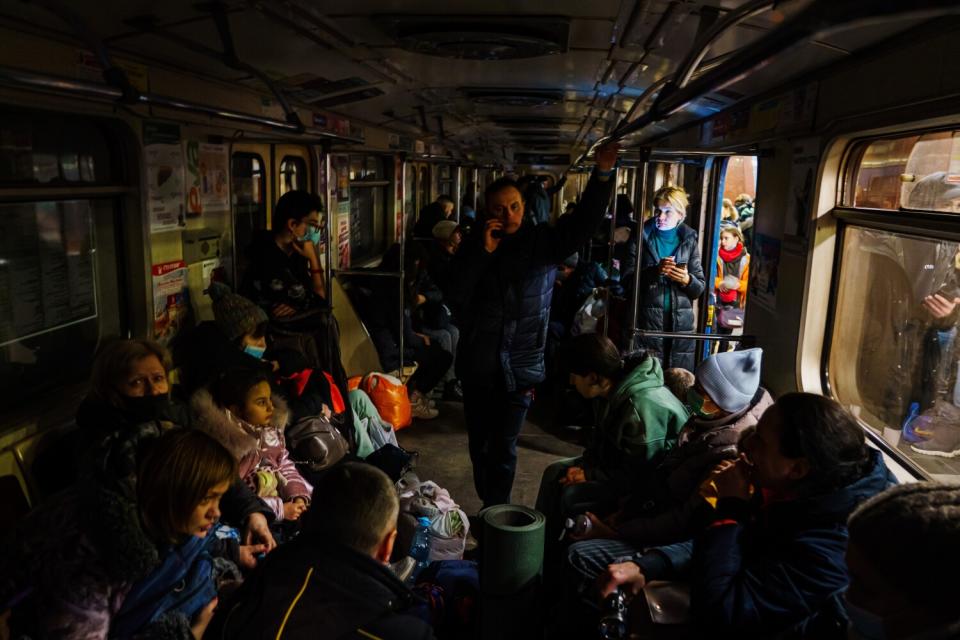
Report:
190,387,289,463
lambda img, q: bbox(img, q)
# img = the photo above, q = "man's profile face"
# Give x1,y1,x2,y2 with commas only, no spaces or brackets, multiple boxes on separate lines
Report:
487,186,525,234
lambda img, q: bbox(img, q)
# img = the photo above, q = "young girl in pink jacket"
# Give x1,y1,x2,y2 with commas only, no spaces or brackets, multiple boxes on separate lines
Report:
193,368,312,522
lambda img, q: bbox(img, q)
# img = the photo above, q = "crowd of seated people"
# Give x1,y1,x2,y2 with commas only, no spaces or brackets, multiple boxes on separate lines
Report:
3,173,957,640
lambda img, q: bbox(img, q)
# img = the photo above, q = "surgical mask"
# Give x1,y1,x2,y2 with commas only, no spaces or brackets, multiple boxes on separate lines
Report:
121,393,171,423
299,225,322,246
243,344,266,360
687,388,720,418
844,596,886,640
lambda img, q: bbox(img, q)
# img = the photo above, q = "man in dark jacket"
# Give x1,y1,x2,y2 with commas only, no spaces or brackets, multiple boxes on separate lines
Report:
211,462,435,640
449,143,618,507
596,393,896,639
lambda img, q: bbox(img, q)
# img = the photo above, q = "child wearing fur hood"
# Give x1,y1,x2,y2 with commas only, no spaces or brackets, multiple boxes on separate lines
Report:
193,368,312,522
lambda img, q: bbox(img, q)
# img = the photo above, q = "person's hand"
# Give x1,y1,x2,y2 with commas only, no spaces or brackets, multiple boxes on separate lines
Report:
570,511,618,541
191,597,218,639
613,227,631,244
283,500,307,521
559,466,587,486
923,293,960,319
414,293,427,307
414,332,431,346
321,403,332,420
595,142,620,173
272,303,297,318
711,458,752,501
244,512,277,552
597,562,646,600
664,264,691,286
718,282,729,293
269,360,280,373
238,544,269,570
483,218,504,253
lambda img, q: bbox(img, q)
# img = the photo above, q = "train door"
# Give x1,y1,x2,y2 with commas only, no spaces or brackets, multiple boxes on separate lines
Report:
418,164,431,212
230,143,270,286
707,155,758,354
275,145,312,199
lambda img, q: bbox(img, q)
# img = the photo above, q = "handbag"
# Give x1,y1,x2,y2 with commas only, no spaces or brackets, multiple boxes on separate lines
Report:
717,306,745,329
285,415,349,472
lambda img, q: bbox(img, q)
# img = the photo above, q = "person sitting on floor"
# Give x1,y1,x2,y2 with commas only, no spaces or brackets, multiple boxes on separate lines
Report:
210,462,435,640
597,393,895,639
193,368,312,524
844,483,960,640
536,334,689,547
564,348,772,581
1,428,256,639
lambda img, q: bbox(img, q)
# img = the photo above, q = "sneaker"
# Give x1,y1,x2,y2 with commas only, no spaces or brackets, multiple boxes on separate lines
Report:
910,423,960,458
410,393,439,420
443,379,464,402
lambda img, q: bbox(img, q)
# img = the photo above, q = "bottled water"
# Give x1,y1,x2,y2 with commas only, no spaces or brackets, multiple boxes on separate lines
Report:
406,516,433,586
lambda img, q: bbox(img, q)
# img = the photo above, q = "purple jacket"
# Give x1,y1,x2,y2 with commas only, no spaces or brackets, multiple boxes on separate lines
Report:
191,390,312,520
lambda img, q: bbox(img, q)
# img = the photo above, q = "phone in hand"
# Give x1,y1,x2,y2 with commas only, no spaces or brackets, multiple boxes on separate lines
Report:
675,262,687,269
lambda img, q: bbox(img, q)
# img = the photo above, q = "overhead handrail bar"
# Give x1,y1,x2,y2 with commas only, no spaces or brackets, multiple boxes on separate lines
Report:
0,66,364,144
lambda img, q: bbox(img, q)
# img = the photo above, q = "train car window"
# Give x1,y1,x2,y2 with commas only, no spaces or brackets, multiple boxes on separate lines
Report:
828,225,960,480
279,156,307,196
0,113,124,414
853,130,960,213
0,114,112,185
349,155,388,264
404,163,416,226
418,165,430,212
231,153,266,278
438,164,453,197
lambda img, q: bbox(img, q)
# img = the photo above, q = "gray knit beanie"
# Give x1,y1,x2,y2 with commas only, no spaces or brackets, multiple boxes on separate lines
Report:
208,282,269,341
696,347,762,413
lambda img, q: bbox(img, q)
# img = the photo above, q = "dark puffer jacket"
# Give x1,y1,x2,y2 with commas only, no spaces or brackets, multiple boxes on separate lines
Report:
450,172,614,390
211,534,434,640
636,219,706,371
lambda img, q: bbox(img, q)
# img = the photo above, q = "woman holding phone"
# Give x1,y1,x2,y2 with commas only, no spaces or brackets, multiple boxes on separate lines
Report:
635,185,706,371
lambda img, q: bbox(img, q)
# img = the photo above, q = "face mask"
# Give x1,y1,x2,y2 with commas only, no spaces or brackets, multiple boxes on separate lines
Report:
844,596,886,640
121,393,170,423
298,225,322,246
687,388,720,418
243,344,266,360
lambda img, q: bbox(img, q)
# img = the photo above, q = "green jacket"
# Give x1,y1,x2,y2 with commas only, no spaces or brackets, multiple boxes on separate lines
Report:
584,356,689,487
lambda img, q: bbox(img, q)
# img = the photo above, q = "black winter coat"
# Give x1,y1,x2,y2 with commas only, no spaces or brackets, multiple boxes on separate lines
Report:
449,171,614,390
636,219,706,371
211,534,434,640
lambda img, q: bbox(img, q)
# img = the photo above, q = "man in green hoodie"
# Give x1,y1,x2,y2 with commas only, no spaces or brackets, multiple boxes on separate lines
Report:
536,334,689,548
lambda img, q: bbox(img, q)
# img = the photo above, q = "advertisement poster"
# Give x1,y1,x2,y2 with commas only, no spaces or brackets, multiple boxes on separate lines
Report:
144,122,185,233
749,234,781,313
152,260,189,343
335,154,350,200
184,142,229,216
786,138,820,239
337,207,350,269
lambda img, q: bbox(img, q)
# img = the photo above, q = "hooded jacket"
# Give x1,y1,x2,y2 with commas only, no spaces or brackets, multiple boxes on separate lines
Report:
0,422,239,640
211,534,434,640
191,390,312,520
688,450,896,639
616,389,774,546
583,355,689,488
635,219,706,371
449,171,614,391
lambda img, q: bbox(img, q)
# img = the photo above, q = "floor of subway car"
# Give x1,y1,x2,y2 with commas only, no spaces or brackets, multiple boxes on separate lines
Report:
396,400,583,515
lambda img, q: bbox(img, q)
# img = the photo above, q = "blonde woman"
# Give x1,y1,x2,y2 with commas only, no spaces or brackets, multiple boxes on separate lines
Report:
636,186,706,370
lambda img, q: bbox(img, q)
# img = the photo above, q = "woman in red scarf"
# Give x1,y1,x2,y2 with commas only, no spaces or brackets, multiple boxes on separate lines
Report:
715,226,750,352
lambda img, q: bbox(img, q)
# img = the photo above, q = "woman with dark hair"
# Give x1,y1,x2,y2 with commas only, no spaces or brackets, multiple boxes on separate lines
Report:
536,334,688,549
1,428,257,639
597,393,895,639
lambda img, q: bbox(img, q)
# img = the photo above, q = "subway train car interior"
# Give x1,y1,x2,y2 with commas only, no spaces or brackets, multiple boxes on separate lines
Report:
2,1,960,639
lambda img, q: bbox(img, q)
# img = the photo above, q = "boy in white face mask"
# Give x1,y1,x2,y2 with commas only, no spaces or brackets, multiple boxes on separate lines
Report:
846,483,960,640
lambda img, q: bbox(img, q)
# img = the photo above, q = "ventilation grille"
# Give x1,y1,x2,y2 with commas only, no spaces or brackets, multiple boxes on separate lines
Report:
376,15,569,60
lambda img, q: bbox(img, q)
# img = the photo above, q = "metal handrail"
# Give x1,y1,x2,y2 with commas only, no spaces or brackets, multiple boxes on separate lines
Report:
634,329,756,345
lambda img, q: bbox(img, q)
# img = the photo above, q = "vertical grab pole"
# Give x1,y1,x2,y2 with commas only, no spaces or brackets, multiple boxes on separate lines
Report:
322,142,333,302
454,164,463,223
629,153,650,352
399,159,407,378
602,167,619,338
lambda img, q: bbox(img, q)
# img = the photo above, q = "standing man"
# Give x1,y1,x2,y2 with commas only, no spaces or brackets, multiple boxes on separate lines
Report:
450,143,619,507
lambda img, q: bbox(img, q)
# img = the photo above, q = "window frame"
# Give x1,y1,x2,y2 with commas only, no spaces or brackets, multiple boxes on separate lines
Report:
822,130,960,480
279,155,308,196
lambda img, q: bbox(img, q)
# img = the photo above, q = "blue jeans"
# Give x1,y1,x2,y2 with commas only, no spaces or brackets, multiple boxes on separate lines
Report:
462,380,533,507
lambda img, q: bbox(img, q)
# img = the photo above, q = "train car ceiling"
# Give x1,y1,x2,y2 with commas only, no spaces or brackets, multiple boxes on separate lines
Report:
2,0,953,163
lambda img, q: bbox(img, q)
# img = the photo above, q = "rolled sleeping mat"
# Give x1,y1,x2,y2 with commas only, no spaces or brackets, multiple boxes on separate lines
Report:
478,504,546,596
